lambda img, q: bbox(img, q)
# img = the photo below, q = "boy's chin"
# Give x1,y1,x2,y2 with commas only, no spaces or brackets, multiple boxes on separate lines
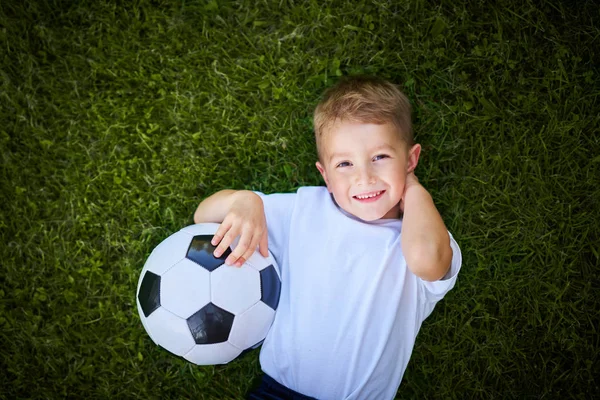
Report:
346,207,390,222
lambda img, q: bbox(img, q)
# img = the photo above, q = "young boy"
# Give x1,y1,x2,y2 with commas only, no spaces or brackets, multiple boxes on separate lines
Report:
193,76,462,399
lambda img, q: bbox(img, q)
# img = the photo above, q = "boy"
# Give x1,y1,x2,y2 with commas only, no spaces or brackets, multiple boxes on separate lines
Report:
193,76,462,399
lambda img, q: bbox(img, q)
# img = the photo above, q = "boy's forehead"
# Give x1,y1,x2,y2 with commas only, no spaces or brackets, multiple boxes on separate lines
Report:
322,121,406,154
328,120,402,137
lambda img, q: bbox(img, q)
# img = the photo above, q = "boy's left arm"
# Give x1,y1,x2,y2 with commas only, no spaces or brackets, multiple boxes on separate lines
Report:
400,173,453,282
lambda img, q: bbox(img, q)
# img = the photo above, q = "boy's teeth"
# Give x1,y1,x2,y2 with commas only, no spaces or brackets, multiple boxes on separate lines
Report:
356,191,382,199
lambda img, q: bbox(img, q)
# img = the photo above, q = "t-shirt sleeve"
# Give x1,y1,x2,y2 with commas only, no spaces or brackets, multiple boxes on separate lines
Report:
418,231,462,319
253,191,296,268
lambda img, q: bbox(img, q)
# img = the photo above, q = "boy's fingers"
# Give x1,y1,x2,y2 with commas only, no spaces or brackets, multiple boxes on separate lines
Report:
233,257,246,268
238,239,259,267
214,229,237,259
212,220,232,247
225,232,251,265
259,230,269,257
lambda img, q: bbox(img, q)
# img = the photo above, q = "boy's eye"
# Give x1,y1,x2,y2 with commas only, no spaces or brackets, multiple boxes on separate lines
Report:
373,154,389,161
336,161,351,168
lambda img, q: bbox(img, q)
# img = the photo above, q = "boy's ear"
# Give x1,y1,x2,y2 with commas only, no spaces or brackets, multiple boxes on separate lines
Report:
406,144,421,173
315,161,331,191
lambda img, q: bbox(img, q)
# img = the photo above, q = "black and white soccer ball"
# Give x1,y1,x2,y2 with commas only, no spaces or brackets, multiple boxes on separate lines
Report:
136,223,282,365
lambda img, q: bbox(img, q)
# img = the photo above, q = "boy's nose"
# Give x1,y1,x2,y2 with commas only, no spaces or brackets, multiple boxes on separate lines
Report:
355,168,376,185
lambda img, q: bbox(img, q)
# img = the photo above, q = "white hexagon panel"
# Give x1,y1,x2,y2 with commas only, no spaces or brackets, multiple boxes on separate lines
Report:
229,302,276,350
161,258,211,319
140,230,193,277
144,307,196,356
211,264,261,315
184,341,242,365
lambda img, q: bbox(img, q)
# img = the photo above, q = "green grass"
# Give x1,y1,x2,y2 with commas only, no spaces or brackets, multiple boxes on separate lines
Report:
1,0,599,398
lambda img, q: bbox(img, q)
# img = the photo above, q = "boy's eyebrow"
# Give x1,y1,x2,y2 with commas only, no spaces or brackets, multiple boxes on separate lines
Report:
328,151,351,162
328,144,396,162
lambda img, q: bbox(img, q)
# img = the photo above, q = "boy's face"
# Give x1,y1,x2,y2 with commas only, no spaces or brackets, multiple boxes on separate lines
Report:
316,121,420,221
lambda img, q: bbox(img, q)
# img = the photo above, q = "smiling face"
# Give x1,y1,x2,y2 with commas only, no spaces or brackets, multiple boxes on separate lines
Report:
316,120,420,221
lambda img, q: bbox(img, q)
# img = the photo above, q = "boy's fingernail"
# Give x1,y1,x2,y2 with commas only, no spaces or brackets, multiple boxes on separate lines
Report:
214,251,221,258
235,261,242,267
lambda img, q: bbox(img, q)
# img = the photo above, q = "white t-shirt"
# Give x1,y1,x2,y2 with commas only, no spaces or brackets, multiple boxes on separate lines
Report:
256,186,462,400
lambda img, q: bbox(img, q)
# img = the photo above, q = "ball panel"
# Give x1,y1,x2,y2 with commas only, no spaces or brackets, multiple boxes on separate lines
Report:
186,235,231,272
211,264,261,315
183,341,242,365
138,271,161,317
142,231,191,275
228,301,275,350
145,307,195,356
180,223,219,236
186,302,235,344
245,251,277,272
260,265,282,310
161,258,210,318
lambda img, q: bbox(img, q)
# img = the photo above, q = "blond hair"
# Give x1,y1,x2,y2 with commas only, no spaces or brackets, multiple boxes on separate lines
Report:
313,76,413,160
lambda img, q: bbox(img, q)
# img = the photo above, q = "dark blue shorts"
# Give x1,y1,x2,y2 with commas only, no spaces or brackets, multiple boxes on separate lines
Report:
247,374,317,400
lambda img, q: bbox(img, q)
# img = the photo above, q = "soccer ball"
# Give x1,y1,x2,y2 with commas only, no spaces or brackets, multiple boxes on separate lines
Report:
136,223,282,365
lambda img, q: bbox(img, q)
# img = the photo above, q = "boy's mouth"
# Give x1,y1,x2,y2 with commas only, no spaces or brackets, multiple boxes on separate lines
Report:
353,190,385,203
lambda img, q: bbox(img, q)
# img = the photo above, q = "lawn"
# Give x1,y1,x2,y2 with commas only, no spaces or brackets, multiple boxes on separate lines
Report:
1,0,598,398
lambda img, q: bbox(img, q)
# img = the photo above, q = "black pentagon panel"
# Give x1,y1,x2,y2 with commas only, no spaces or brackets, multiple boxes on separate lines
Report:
260,265,281,311
138,271,161,317
186,235,232,272
186,302,235,344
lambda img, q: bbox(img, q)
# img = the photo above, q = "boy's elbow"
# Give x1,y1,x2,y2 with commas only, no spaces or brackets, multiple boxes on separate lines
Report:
406,243,453,282
193,197,214,224
193,205,203,224
192,189,240,224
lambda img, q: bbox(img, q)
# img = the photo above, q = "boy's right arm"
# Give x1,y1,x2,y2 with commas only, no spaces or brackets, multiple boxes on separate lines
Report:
193,190,269,267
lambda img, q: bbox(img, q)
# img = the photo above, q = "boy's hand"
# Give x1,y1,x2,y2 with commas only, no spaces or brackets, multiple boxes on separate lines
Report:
400,172,420,213
211,191,269,267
